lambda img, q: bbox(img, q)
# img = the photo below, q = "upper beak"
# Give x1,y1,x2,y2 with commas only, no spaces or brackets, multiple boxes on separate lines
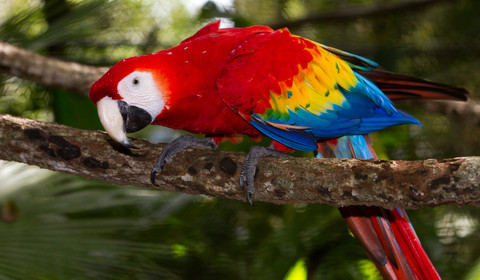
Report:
96,96,153,148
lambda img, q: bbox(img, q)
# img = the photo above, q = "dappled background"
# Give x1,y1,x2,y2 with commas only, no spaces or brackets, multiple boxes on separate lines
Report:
1,0,479,279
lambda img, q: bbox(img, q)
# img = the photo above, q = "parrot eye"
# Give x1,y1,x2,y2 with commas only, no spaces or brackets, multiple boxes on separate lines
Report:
132,77,140,86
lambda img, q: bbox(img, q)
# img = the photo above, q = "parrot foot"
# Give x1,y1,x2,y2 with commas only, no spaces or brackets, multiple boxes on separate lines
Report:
240,146,289,206
150,135,217,185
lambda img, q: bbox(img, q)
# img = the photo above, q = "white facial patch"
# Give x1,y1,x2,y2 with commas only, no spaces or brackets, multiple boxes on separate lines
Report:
117,71,165,118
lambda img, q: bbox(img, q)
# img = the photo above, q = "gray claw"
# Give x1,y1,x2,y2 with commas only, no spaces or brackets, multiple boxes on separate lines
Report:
240,146,289,206
150,170,160,186
150,135,217,185
246,191,255,207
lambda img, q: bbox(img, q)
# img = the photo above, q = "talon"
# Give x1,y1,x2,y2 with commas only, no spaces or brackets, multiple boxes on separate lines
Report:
239,174,245,190
150,170,159,186
151,155,165,186
157,159,166,172
239,146,289,205
246,191,255,207
149,135,217,186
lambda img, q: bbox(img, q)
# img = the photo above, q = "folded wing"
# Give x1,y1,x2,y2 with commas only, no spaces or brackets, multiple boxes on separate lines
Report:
218,29,421,151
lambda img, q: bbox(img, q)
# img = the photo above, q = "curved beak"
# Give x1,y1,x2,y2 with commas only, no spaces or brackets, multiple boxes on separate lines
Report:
96,97,153,148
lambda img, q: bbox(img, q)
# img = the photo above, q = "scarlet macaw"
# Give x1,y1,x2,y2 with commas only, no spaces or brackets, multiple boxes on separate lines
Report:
89,21,467,279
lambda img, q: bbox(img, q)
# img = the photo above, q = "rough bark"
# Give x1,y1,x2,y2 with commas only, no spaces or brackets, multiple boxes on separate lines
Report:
1,114,479,209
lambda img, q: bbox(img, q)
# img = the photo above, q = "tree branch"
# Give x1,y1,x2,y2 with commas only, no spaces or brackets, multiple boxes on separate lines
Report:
269,0,456,29
1,114,479,209
0,41,107,96
421,100,480,126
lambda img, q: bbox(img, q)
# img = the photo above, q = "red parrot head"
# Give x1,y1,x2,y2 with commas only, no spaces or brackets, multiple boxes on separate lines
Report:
89,55,167,147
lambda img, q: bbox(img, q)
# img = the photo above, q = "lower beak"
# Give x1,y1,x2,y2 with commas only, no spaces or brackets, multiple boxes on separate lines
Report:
96,97,153,148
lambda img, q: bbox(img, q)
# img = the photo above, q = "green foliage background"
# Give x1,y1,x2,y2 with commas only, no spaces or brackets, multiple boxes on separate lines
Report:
0,0,479,279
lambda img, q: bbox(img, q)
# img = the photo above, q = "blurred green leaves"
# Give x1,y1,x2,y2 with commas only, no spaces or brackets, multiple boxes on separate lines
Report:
0,161,374,279
0,161,187,279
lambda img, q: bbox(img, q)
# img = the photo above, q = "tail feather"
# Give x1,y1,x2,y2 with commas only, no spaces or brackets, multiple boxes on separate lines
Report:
339,206,419,279
322,44,468,101
358,69,468,101
389,209,440,279
322,43,468,101
318,136,441,280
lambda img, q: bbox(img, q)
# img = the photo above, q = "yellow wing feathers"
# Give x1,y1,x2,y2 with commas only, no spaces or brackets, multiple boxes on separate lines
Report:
267,40,358,118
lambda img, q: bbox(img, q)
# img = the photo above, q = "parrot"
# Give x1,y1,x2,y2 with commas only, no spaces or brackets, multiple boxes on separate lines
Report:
89,20,468,279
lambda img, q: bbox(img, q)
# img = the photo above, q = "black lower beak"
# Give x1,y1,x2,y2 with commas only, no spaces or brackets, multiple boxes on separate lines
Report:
118,101,153,133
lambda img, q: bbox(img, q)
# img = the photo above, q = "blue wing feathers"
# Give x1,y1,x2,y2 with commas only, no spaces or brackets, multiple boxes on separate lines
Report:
350,72,398,115
250,116,318,151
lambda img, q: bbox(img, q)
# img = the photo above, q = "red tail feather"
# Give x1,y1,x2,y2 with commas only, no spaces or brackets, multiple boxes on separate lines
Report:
340,206,441,280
